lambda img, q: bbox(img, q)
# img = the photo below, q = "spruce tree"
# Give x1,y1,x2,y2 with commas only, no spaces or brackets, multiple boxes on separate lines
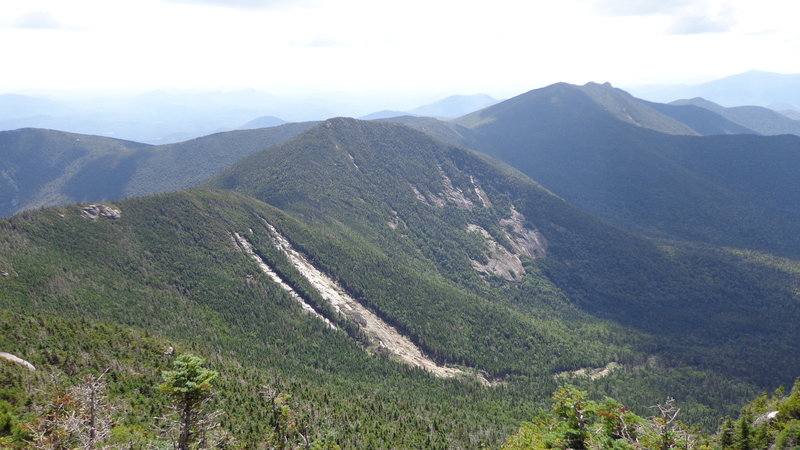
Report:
159,354,219,450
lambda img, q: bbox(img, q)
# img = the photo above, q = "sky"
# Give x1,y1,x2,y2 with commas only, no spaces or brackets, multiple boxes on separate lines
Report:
2,0,800,108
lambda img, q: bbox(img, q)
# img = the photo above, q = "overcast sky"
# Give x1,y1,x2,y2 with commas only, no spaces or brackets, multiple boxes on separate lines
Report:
3,0,800,107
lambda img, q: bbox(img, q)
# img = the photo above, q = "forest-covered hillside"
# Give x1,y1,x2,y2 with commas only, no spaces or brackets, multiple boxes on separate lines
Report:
2,116,799,447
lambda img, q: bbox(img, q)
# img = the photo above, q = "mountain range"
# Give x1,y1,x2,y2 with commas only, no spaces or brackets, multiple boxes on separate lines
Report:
448,82,800,259
2,79,800,446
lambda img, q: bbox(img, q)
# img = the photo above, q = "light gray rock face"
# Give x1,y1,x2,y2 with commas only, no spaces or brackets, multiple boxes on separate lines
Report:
81,204,121,220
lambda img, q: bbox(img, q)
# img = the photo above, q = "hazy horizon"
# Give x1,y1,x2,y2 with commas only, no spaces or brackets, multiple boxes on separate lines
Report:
4,0,800,103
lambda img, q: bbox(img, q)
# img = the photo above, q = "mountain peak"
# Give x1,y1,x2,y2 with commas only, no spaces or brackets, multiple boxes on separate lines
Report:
582,81,614,89
321,116,360,127
457,81,698,135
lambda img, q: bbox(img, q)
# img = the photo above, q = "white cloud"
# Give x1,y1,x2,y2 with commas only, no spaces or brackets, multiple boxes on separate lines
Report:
590,0,696,16
1,0,800,100
590,0,736,34
667,13,734,34
11,11,73,30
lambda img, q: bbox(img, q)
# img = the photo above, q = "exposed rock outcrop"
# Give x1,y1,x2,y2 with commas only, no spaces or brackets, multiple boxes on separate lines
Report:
467,206,547,281
556,362,621,380
470,176,492,208
408,166,477,210
232,232,336,330
435,166,474,209
500,206,547,259
467,224,525,281
753,410,779,426
81,203,122,220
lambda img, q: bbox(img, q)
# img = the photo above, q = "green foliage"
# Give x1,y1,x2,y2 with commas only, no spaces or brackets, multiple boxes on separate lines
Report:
159,354,219,449
780,379,800,420
551,386,592,449
710,377,800,449
774,420,800,449
505,385,698,449
159,354,217,407
0,399,26,445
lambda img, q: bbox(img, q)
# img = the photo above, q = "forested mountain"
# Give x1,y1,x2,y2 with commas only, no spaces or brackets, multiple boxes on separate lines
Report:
0,123,315,217
455,82,800,259
3,93,800,446
209,118,800,401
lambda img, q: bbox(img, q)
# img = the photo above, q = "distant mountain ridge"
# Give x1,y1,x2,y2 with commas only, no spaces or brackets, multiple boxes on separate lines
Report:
237,115,286,130
0,122,316,217
573,82,699,135
409,93,497,118
671,97,800,136
453,81,800,258
629,70,800,108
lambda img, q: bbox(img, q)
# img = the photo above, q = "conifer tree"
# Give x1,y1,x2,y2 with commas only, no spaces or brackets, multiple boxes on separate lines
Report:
159,354,220,450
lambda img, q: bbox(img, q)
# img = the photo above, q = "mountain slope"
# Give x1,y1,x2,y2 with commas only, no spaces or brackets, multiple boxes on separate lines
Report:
576,82,761,135
209,118,800,400
574,82,700,135
455,82,800,259
0,190,547,447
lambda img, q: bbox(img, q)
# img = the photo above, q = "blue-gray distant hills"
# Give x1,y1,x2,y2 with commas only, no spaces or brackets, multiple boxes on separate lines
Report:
409,93,497,118
630,70,800,108
237,115,287,130
360,94,498,120
0,90,333,144
670,97,800,136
